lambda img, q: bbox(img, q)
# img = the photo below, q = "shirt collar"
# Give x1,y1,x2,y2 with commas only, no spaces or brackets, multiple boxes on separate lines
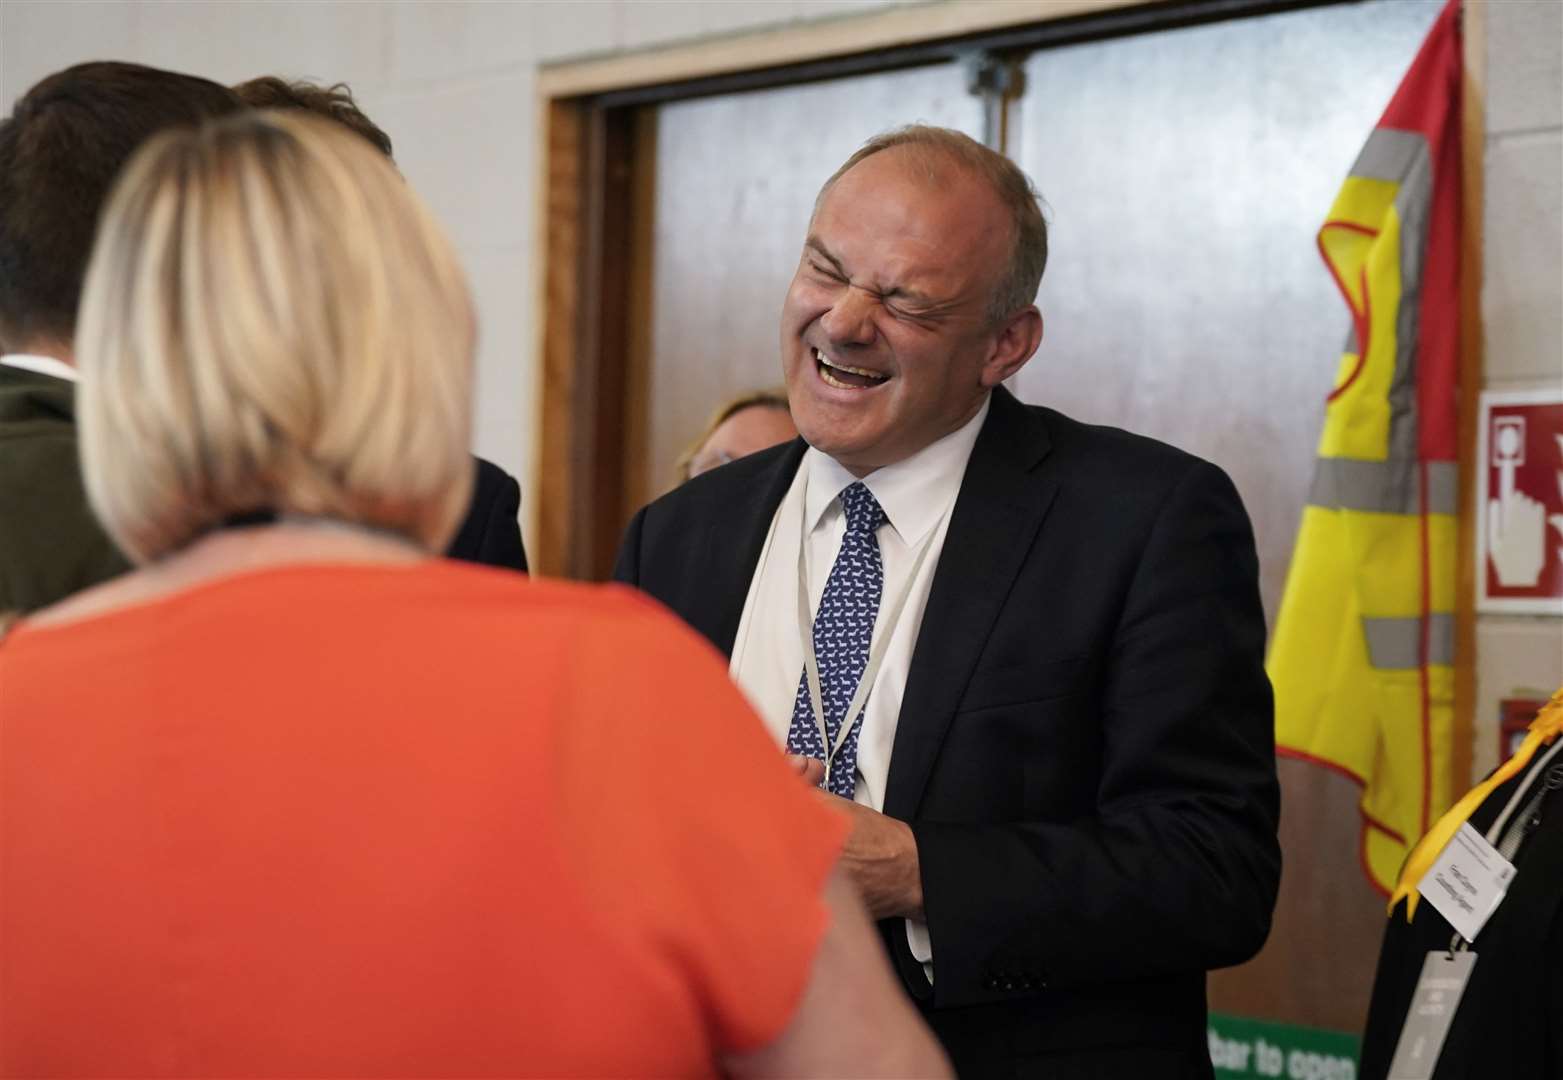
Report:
802,394,991,547
0,353,77,383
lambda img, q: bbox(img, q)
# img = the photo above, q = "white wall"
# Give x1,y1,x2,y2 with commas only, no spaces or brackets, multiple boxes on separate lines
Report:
1474,0,1563,775
0,0,908,557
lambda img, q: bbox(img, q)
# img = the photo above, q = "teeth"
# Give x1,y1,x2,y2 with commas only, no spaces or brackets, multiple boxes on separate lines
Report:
813,348,887,382
820,364,854,390
836,362,884,378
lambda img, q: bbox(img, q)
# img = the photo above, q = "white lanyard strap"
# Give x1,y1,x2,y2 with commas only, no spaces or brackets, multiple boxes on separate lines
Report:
795,474,940,791
1485,734,1563,846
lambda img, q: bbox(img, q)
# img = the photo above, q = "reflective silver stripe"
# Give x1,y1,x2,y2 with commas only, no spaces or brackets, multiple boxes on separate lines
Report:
1349,128,1426,184
1389,139,1432,467
1362,613,1455,670
1426,461,1458,514
1322,135,1453,677
1341,128,1433,468
1308,458,1457,515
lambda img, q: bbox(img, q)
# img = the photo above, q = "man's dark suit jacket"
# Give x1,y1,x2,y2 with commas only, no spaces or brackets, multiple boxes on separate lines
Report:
447,457,528,573
614,387,1281,1078
0,365,524,614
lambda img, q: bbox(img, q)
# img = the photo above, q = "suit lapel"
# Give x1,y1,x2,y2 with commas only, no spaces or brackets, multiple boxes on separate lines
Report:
688,438,807,657
883,389,1057,820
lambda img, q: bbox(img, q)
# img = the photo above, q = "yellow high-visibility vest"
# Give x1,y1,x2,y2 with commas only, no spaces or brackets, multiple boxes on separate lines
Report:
1270,0,1463,896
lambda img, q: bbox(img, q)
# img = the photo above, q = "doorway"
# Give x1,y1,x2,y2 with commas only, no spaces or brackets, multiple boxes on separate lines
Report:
538,0,1451,1036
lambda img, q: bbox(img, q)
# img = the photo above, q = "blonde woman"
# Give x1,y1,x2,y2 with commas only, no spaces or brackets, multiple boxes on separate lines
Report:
0,113,947,1078
675,389,797,483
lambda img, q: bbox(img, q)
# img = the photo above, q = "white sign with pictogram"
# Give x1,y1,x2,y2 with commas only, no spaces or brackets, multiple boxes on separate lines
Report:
1477,387,1563,614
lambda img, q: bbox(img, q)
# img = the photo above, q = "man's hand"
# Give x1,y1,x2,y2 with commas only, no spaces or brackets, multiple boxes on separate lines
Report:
782,754,923,919
815,793,923,921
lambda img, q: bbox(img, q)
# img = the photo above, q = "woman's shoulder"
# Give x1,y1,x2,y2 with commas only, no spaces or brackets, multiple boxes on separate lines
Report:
275,559,718,690
403,558,683,639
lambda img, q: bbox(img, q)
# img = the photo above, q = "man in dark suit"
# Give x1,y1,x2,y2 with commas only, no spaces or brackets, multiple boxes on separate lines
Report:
0,63,244,613
614,125,1280,1077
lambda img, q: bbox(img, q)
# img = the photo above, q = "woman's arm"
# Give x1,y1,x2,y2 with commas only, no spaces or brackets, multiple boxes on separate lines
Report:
724,866,952,1079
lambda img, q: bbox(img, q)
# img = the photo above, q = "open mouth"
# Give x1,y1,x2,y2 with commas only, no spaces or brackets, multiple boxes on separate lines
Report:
814,348,890,390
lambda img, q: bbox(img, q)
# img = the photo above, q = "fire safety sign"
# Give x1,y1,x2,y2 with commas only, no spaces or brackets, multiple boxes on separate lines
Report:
1477,387,1563,614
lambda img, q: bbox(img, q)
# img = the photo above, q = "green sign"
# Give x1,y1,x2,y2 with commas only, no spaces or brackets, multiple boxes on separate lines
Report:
1208,1012,1361,1080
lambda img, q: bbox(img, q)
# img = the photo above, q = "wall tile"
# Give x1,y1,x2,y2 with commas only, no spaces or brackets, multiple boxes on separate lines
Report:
129,1,388,89
1473,618,1563,777
0,1,138,105
699,1,798,37
388,0,535,85
1484,132,1563,385
618,0,706,50
1486,0,1563,136
795,0,907,16
373,69,536,253
464,244,537,514
532,0,621,61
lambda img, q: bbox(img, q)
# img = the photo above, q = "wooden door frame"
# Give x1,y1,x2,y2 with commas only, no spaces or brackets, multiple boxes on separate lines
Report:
530,0,1485,784
1453,0,1486,797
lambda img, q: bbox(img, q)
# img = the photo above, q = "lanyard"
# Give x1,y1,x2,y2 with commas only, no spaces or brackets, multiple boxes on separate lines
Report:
795,472,941,793
1443,727,1563,957
1484,733,1563,847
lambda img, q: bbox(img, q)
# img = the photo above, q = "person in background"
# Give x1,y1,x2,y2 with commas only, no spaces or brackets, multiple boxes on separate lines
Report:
1358,687,1563,1080
0,112,948,1077
677,388,798,483
614,124,1280,1077
231,75,393,155
0,61,245,613
232,75,527,573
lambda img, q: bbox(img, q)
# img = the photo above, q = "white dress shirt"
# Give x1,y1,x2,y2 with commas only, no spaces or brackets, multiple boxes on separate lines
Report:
1,353,77,382
729,395,990,978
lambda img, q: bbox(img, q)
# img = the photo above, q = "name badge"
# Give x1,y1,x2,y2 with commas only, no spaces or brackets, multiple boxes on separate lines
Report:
1385,949,1477,1080
1416,822,1515,943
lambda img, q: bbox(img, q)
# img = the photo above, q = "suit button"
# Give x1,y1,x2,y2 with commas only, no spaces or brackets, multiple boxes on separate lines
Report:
1000,979,1016,992
983,976,1000,991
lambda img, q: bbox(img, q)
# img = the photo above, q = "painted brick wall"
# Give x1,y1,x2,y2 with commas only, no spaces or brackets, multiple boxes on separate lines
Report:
1473,0,1562,775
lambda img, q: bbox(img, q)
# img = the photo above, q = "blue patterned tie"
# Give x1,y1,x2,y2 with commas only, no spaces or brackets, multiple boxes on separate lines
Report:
786,482,886,798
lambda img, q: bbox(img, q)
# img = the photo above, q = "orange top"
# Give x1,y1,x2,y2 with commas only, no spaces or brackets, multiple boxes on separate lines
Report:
0,561,846,1077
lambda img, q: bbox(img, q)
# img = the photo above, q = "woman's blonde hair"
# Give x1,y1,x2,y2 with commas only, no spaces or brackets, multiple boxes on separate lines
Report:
673,388,791,484
76,110,474,563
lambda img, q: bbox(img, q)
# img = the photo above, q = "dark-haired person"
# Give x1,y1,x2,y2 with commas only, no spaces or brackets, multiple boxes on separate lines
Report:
614,125,1280,1078
1359,687,1563,1080
233,75,527,573
0,61,244,612
232,75,393,156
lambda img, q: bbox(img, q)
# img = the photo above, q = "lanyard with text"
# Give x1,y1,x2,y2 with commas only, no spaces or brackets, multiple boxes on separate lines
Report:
795,473,941,793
